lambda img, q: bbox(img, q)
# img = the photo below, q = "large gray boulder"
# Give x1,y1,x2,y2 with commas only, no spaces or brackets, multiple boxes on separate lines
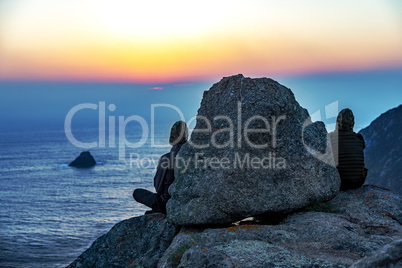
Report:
68,214,179,268
159,186,402,268
167,74,340,225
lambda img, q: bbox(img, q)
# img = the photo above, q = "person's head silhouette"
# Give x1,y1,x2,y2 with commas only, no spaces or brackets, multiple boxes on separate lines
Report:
336,108,354,131
169,121,188,145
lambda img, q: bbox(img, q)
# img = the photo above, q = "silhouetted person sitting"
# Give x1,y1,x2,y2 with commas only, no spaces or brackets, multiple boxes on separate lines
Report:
329,108,368,191
133,121,188,214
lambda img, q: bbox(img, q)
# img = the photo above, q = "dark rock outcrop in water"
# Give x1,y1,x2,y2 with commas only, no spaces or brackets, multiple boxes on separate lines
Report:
359,105,402,195
68,186,402,268
167,74,340,225
68,214,179,268
69,151,96,168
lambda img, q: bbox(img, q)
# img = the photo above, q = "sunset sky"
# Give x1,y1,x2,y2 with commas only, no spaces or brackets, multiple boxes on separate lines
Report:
1,0,401,83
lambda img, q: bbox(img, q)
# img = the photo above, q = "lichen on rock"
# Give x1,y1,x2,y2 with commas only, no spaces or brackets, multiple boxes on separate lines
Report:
158,186,402,268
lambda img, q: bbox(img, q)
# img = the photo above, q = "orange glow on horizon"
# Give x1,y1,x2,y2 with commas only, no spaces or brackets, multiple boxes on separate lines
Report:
0,0,401,83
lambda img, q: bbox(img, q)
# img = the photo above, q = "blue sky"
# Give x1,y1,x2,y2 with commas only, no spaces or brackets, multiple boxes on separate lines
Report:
1,68,401,134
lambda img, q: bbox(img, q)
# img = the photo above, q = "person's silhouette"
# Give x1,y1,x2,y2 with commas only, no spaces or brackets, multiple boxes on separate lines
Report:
133,121,188,214
329,109,367,190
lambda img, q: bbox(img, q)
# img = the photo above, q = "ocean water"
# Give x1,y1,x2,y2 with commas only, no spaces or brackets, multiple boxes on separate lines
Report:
0,127,170,267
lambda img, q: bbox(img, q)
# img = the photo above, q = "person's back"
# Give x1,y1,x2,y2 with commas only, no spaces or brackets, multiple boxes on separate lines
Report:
152,143,182,210
329,108,367,190
133,121,188,214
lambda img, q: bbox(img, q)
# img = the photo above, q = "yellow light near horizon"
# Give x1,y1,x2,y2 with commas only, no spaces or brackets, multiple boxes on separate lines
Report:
0,0,401,82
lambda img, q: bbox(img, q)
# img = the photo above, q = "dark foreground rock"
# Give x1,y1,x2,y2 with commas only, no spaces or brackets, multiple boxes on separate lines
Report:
68,214,179,268
159,186,402,267
69,186,401,268
167,74,340,225
69,151,96,168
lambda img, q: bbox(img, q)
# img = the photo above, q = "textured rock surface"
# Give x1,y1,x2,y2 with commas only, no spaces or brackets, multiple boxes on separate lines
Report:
167,74,340,225
159,186,402,267
69,151,96,168
350,238,402,268
68,214,179,268
177,240,338,268
359,104,402,196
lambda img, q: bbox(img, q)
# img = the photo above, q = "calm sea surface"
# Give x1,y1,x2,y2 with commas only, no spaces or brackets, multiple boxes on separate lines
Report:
0,127,169,267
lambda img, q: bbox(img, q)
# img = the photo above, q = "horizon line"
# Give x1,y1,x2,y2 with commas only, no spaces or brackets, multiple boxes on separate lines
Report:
1,65,401,85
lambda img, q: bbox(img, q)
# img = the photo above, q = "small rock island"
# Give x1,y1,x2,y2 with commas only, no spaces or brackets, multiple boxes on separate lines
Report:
69,151,96,168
